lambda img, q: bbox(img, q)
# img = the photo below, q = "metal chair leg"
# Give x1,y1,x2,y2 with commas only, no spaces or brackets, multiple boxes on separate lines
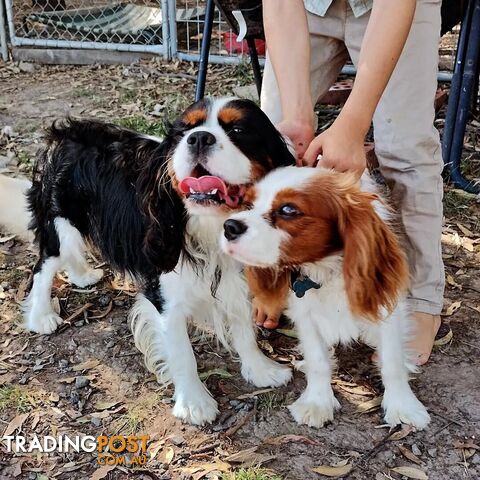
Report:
442,0,474,166
447,0,480,193
247,37,262,97
195,0,215,102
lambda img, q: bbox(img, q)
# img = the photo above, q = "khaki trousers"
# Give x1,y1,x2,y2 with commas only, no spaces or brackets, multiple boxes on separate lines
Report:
261,0,445,315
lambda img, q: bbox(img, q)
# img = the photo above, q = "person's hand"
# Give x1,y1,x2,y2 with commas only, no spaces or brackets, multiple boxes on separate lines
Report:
303,116,367,175
276,119,315,163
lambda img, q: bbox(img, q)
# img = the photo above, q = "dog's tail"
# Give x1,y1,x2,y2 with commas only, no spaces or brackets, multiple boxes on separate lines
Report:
0,174,33,242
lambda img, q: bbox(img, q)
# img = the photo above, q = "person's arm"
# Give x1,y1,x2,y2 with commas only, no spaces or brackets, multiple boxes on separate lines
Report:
263,0,315,159
303,0,417,171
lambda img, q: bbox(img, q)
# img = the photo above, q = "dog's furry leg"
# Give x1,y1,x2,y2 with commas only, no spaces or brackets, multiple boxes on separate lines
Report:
0,174,33,242
24,255,63,334
130,292,218,426
54,218,103,287
229,313,292,388
378,302,430,430
288,314,340,428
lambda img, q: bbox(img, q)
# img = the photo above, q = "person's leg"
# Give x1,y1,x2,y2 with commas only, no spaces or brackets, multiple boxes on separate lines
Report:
345,0,444,364
261,0,350,125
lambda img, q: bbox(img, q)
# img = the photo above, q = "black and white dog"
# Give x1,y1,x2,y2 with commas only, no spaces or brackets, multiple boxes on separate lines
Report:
23,98,295,425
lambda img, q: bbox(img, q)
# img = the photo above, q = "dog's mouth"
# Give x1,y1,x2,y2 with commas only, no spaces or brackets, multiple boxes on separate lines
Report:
179,165,247,208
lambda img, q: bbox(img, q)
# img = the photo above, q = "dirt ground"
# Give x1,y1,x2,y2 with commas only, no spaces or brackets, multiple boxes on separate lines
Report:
0,57,479,480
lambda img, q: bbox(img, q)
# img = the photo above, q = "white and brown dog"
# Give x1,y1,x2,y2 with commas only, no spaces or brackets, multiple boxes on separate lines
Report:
221,166,430,430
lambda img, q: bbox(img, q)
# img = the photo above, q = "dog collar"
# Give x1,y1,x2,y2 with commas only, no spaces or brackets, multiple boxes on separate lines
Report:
290,269,321,298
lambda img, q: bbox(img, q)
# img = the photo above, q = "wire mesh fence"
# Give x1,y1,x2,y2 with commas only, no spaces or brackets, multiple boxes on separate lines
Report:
170,0,265,63
4,0,170,54
2,0,265,61
0,0,464,69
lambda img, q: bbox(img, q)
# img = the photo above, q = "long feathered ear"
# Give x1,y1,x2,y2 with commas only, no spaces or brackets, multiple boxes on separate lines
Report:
137,133,187,274
245,266,290,321
338,190,409,321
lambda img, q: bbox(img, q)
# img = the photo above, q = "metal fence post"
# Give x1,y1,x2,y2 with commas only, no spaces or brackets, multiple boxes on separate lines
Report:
0,0,8,61
167,0,178,59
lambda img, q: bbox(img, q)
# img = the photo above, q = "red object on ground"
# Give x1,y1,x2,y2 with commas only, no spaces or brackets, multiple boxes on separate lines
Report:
222,32,266,55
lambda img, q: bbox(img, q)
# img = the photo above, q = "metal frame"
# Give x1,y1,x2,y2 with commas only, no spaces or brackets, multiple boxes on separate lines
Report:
442,0,480,194
4,0,170,56
194,0,263,100
0,0,8,61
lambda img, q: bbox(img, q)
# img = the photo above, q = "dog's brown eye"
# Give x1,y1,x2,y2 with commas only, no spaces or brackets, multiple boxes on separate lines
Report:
232,126,244,134
277,204,299,218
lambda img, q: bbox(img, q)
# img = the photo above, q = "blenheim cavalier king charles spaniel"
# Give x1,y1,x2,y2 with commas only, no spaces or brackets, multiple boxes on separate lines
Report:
22,98,295,425
222,166,430,430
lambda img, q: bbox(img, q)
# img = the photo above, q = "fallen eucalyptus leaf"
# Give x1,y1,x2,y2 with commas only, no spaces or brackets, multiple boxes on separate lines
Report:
311,464,352,477
391,466,428,479
434,329,453,347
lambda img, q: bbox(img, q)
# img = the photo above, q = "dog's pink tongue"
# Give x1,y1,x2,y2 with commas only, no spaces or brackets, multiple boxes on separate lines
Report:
179,176,228,195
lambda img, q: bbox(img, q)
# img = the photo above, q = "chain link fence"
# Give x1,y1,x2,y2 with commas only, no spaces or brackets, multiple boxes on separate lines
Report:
0,0,462,71
1,0,265,61
170,0,264,64
3,0,170,54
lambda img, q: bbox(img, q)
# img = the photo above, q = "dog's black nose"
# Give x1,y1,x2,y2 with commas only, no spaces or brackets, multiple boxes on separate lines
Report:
187,131,216,152
224,219,248,241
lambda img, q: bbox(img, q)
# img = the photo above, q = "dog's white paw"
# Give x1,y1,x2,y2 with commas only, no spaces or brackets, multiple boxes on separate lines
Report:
172,388,219,426
69,268,104,288
26,312,63,335
383,392,430,430
241,357,292,387
288,391,341,428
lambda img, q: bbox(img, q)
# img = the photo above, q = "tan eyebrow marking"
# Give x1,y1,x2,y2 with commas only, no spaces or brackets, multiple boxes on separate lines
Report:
183,108,208,125
218,107,243,124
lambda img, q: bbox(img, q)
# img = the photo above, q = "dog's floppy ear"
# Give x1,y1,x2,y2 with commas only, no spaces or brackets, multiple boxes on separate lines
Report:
137,133,187,273
245,266,290,323
337,189,409,321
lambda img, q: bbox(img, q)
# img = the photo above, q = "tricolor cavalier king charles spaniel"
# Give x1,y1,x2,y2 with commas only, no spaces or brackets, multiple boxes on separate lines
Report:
23,98,294,425
222,166,430,430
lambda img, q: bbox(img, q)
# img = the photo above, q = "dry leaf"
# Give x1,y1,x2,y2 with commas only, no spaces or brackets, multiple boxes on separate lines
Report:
199,368,232,381
334,382,374,397
263,434,318,446
391,466,428,479
89,301,113,319
237,388,274,400
259,340,274,354
446,274,462,290
90,464,116,480
388,425,414,441
72,359,100,371
180,460,231,480
434,329,453,346
444,301,461,316
149,439,166,460
398,445,423,465
31,412,40,430
94,400,121,411
3,413,29,437
65,303,93,323
48,392,59,403
159,446,175,465
356,396,382,413
453,440,480,450
225,446,275,466
462,238,474,252
311,464,352,477
52,296,61,314
456,223,473,237
276,328,298,338
0,234,16,243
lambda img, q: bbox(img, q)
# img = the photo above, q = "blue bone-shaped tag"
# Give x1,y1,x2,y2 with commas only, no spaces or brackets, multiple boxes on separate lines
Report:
292,274,321,298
